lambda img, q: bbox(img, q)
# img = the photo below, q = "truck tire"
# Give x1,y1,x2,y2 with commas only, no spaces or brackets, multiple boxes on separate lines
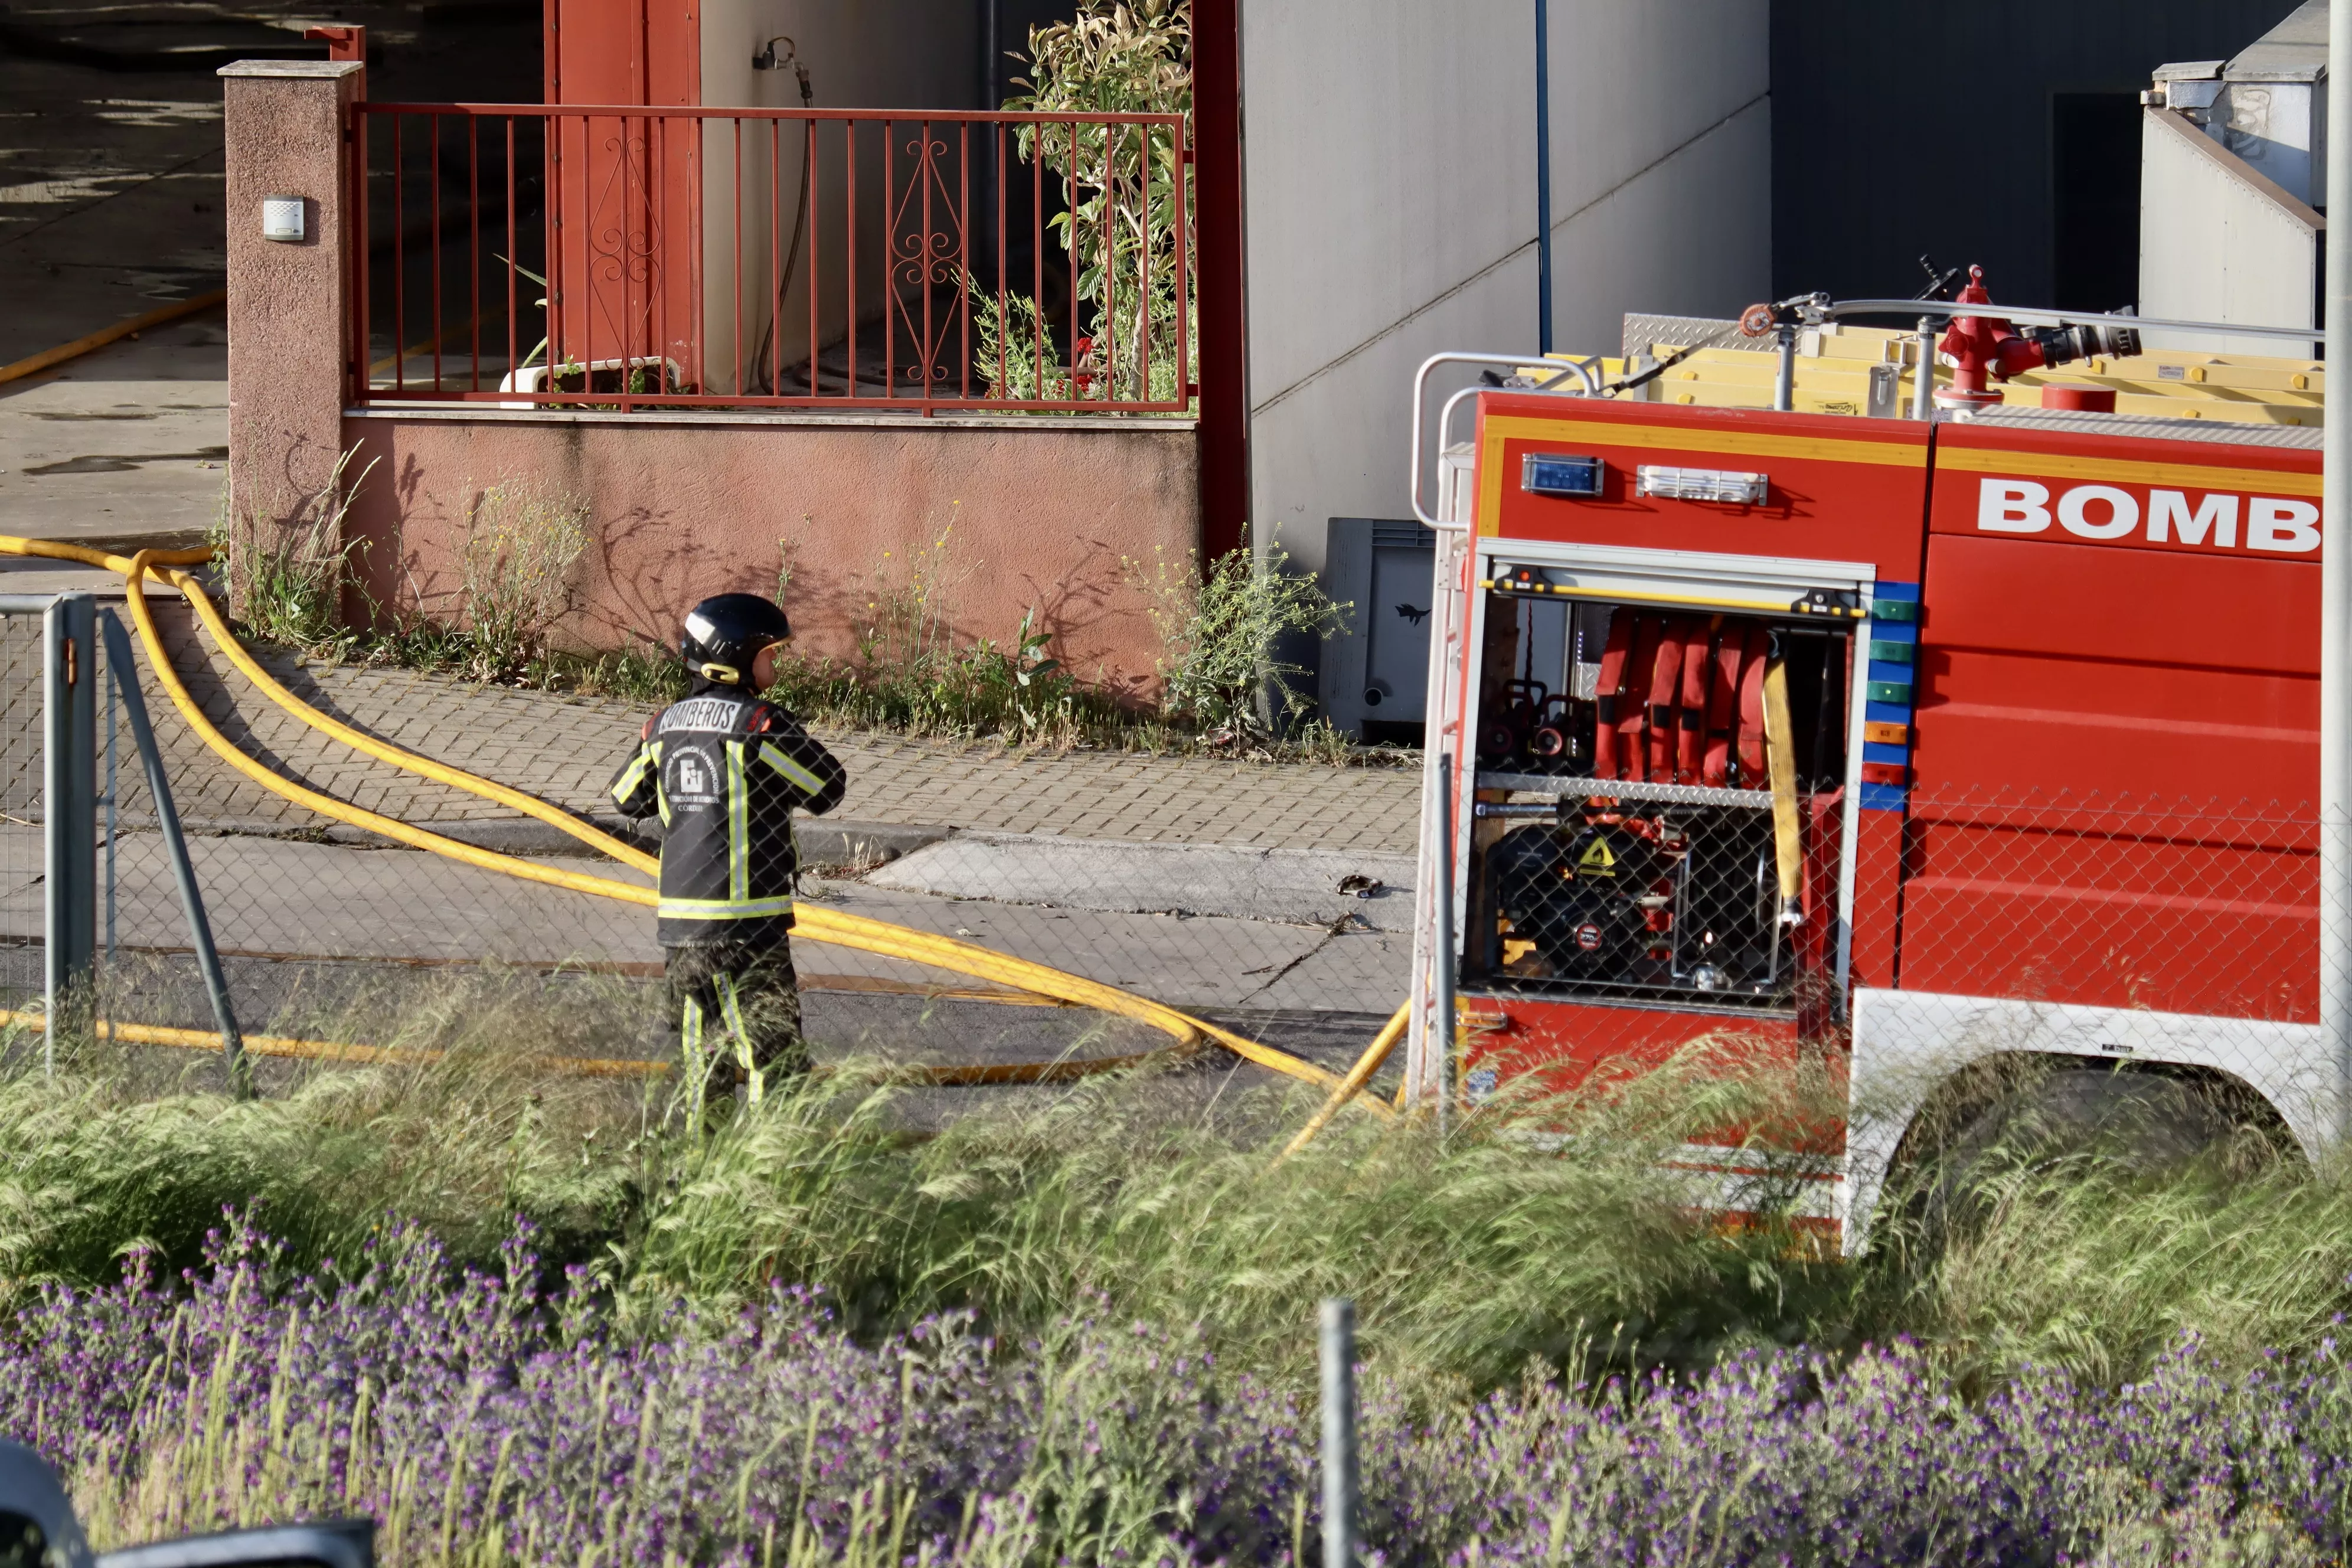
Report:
1882,1064,2285,1262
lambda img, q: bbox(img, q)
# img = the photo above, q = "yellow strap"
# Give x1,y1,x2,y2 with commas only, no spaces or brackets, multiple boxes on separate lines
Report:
716,974,762,1107
609,744,654,806
758,743,826,795
1760,655,1804,921
726,738,750,900
658,895,796,920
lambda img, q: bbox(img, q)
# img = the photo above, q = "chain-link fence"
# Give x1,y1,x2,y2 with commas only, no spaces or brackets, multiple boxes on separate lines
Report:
10,579,2348,1165
1461,781,2318,1022
0,603,53,1023
1469,790,1803,1010
5,593,1411,1101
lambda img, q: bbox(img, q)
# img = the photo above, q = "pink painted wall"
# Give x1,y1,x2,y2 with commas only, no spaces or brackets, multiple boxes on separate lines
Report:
221,64,1200,693
339,409,1200,692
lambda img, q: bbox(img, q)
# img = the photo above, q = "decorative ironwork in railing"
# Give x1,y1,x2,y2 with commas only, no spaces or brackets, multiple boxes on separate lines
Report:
349,103,1193,413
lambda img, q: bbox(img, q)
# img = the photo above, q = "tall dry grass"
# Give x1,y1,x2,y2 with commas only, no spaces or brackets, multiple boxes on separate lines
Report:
5,976,2352,1394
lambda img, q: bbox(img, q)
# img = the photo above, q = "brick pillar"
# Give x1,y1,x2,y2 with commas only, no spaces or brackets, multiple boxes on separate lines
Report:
219,59,363,615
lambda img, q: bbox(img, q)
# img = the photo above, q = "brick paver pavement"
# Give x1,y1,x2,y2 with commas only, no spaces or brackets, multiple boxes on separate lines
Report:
109,607,1422,854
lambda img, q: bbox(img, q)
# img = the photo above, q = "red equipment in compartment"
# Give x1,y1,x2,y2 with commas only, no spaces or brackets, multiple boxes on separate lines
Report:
1588,615,1776,790
1645,619,1688,781
1592,615,1635,778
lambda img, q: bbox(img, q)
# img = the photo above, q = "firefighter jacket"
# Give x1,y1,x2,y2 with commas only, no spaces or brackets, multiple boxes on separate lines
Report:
607,681,848,946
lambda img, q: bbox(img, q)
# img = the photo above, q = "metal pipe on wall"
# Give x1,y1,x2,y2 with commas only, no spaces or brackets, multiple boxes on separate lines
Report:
2324,0,2352,1144
1534,0,1553,355
981,0,999,108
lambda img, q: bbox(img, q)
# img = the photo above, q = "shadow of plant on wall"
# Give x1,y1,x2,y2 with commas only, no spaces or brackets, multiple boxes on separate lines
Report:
209,447,378,654
450,480,592,681
763,521,1097,747
218,456,596,690
744,527,1360,760
363,477,593,684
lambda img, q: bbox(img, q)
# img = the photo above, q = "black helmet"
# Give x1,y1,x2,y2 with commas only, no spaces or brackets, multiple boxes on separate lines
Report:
681,593,792,687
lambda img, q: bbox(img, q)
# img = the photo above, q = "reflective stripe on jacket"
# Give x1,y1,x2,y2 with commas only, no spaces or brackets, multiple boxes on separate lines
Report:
607,682,847,946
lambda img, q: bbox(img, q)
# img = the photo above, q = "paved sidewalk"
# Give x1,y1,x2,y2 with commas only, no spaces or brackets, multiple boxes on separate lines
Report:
106,610,1422,855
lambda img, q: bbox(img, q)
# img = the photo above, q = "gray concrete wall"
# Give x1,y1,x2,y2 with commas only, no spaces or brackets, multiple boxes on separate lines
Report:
1239,1,1772,576
1770,0,2302,306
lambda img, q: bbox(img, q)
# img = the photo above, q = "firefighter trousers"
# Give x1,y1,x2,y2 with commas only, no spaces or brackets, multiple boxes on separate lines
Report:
665,941,808,1107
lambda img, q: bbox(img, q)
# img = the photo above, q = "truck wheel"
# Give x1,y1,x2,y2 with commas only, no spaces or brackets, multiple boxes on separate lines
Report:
1881,1064,2285,1261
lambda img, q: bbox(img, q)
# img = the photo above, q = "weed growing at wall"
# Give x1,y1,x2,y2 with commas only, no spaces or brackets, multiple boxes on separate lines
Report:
217,490,1384,760
226,468,602,691
757,528,1093,747
453,480,592,680
209,449,375,655
1131,542,1347,742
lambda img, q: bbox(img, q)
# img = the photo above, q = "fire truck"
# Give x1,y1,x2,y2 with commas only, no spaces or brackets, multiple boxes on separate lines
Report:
1398,273,2328,1246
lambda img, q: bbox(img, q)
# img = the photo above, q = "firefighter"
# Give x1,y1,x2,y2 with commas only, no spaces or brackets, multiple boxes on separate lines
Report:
608,593,847,1110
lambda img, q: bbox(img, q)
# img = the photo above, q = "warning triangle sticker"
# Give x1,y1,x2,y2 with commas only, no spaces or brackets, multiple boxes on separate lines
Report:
1578,837,1617,877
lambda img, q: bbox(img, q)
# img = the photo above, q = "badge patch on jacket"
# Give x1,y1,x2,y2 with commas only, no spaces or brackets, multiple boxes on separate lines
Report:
665,743,723,807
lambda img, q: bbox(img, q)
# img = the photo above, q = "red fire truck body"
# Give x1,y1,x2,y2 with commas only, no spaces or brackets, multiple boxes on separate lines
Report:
1410,383,2324,1243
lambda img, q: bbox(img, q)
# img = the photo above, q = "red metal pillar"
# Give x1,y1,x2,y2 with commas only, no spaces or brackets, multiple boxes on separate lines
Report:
1191,0,1247,564
303,24,365,63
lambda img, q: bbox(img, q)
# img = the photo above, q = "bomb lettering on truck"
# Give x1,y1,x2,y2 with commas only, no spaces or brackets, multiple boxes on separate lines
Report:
1975,478,2320,553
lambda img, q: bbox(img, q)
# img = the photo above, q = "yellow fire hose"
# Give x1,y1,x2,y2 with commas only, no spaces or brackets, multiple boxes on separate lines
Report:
0,1008,1193,1086
1,535,1387,1113
1269,998,1410,1166
1759,654,1805,926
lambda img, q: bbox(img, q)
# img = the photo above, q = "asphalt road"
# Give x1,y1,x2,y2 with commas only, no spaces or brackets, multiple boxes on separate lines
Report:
0,0,541,543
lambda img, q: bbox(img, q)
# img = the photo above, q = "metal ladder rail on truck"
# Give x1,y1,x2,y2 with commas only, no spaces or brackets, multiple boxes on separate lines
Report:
1400,277,2329,1250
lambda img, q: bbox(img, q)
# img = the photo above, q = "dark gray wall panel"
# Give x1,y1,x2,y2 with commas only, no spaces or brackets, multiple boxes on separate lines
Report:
1772,0,2302,307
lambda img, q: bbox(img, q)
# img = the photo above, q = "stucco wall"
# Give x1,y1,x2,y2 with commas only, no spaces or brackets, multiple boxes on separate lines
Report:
338,409,1198,693
1239,1,1772,575
220,60,365,545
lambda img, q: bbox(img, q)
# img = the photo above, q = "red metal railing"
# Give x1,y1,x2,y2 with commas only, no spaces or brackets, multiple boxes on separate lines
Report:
349,103,1193,413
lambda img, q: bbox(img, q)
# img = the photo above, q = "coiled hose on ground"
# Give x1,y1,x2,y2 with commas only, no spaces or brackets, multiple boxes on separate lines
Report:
0,534,1400,1123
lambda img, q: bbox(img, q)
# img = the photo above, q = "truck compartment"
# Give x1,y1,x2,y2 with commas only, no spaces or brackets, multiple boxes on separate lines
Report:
1462,583,1852,1014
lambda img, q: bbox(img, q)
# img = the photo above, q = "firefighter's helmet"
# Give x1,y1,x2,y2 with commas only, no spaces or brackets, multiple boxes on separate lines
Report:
681,594,792,687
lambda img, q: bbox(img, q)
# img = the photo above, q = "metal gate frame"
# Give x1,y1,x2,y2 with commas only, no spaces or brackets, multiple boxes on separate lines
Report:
19,590,243,1085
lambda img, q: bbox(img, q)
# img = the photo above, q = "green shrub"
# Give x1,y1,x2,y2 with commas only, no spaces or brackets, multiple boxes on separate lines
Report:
1132,543,1347,741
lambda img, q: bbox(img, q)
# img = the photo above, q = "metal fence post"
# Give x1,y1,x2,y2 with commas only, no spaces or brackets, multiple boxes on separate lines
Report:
1319,1298,1358,1568
103,642,116,997
99,610,247,1095
43,593,95,1068
2322,0,2352,1147
1434,753,1456,1139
